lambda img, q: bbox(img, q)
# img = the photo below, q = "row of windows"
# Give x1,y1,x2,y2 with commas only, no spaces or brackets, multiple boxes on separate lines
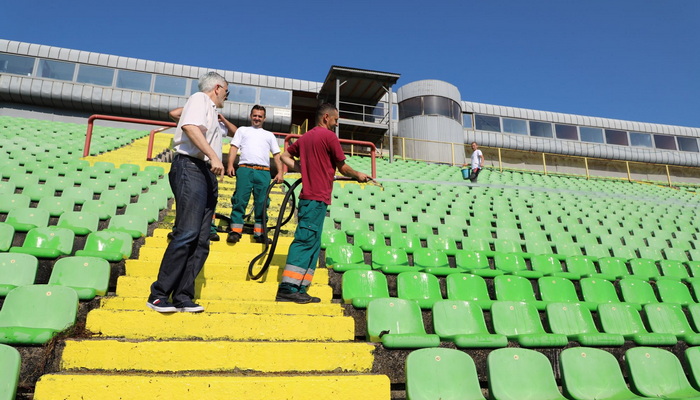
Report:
0,53,292,108
398,95,462,123
465,114,699,153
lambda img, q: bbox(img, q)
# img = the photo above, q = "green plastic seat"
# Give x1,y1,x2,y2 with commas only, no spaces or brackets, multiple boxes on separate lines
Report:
4,208,50,232
358,208,385,224
125,202,159,224
546,302,624,346
80,178,110,195
387,211,413,227
487,348,568,400
426,235,458,256
531,255,579,279
597,303,677,345
36,196,76,218
455,249,502,278
637,246,664,262
0,253,38,297
626,347,700,399
580,278,627,308
461,237,492,253
389,233,422,254
665,247,691,263
659,259,691,281
56,211,100,235
413,248,457,276
494,252,542,278
372,220,401,238
320,229,347,250
0,223,14,253
406,222,434,240
338,218,369,236
137,191,169,211
341,269,389,308
75,230,133,261
618,277,658,306
565,256,617,281
436,224,464,241
0,284,78,345
366,298,440,348
396,271,443,309
628,258,662,281
493,275,546,310
325,243,369,272
7,173,39,189
685,347,700,391
48,256,110,300
560,347,651,400
537,276,596,310
21,184,56,202
406,347,486,400
644,302,700,345
114,180,143,197
555,242,584,259
491,301,568,347
597,257,631,279
61,186,95,205
0,343,21,400
611,245,638,260
9,226,75,259
0,181,16,196
432,300,507,348
371,246,415,274
330,207,354,222
655,279,696,306
81,199,118,220
493,239,523,255
353,230,384,252
445,273,495,309
100,188,131,208
107,214,148,238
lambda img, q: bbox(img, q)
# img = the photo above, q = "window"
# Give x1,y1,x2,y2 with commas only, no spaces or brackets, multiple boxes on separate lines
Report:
529,121,553,138
0,54,35,76
229,84,256,104
555,124,578,140
502,118,528,135
260,88,291,107
630,132,652,148
423,96,451,118
579,127,604,143
463,113,473,129
475,115,500,132
605,129,628,146
398,97,421,119
654,134,677,150
677,137,699,152
154,75,187,96
452,102,462,121
189,79,200,95
116,70,152,91
77,65,114,86
37,59,75,81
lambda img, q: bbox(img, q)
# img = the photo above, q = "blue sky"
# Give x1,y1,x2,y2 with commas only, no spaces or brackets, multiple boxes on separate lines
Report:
3,0,699,127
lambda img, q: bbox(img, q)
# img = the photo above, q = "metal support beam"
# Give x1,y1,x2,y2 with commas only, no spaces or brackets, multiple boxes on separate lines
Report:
386,86,393,163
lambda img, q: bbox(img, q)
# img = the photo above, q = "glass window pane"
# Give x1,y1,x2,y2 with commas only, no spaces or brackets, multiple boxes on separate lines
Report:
37,59,75,81
579,127,604,143
654,134,677,150
529,121,553,138
116,70,152,91
190,79,199,95
555,124,578,140
259,88,291,107
605,129,628,146
154,75,187,96
399,97,421,119
229,84,256,104
677,137,698,152
502,118,528,135
423,96,451,117
463,114,473,129
77,65,114,86
475,115,501,132
452,102,462,122
0,54,35,76
630,132,653,147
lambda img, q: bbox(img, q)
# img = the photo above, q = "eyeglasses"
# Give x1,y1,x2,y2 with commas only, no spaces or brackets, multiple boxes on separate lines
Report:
217,84,230,97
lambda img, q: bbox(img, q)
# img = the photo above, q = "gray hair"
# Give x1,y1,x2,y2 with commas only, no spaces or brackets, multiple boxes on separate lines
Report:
198,72,227,92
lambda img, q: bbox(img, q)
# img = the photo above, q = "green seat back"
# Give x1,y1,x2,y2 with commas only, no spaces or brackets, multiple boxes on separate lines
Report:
0,284,78,344
366,298,439,348
445,273,493,308
491,301,568,347
626,347,700,399
432,300,506,348
48,256,110,300
618,277,658,305
125,203,159,224
81,200,118,220
372,220,401,238
107,215,148,238
353,230,384,252
598,303,677,345
388,233,421,254
0,223,14,253
36,196,76,218
659,260,691,280
685,347,700,391
0,253,38,296
487,348,568,400
426,235,458,256
75,230,133,261
5,208,50,232
61,186,94,205
0,343,21,400
370,246,411,273
341,269,389,308
546,302,624,346
656,279,695,306
396,271,443,309
597,257,630,279
560,347,641,400
406,222,433,240
406,348,486,400
9,226,75,259
493,275,539,304
57,211,100,235
320,229,346,250
629,258,661,280
580,278,621,305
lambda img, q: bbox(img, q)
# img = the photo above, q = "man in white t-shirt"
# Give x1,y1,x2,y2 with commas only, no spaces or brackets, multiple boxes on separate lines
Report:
226,105,283,244
148,72,228,313
468,141,484,183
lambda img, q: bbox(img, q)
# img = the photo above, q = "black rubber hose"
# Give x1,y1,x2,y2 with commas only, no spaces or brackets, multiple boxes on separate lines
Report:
247,179,302,280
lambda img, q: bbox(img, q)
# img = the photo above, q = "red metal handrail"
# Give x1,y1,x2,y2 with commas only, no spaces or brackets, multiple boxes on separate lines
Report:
283,134,377,179
83,114,176,158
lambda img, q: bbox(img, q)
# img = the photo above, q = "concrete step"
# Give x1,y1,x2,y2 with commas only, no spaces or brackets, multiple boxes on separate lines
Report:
114,275,332,302
85,309,355,341
123,259,329,283
100,297,343,315
34,373,390,400
60,339,376,373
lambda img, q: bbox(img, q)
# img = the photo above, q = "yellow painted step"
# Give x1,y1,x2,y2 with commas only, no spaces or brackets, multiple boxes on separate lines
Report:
114,276,332,302
100,297,343,316
35,374,390,400
61,339,376,372
86,309,355,341
124,259,328,283
135,246,298,265
143,235,296,249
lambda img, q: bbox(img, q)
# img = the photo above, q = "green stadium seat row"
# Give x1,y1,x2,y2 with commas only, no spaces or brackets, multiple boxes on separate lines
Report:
406,346,700,400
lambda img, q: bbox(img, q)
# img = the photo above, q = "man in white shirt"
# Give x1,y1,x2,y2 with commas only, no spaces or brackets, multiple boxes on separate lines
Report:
226,105,283,244
147,72,228,313
468,141,485,183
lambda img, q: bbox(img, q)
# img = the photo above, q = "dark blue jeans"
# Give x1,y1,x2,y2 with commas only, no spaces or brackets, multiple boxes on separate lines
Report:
150,154,218,304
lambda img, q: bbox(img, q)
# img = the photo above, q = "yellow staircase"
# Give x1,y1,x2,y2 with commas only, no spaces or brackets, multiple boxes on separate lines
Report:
33,134,390,400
